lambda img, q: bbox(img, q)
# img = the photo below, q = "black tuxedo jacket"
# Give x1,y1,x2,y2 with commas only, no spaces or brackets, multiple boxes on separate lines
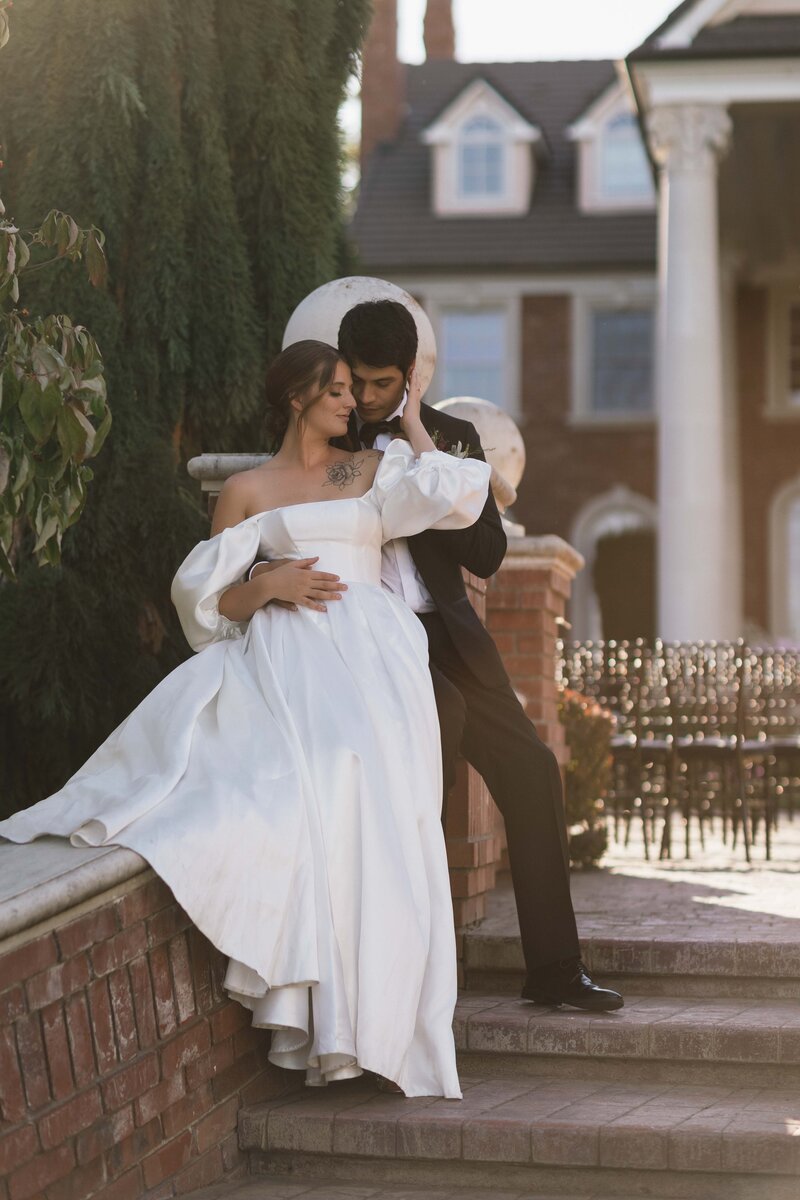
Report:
341,403,509,688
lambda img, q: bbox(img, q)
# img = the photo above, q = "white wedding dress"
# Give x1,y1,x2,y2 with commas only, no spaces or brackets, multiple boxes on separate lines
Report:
0,441,490,1099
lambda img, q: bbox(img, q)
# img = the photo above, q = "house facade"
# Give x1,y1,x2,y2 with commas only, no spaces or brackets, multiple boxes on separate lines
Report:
352,0,800,645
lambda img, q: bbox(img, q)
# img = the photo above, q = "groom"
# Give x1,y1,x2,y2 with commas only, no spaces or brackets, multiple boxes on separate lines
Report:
334,300,622,1012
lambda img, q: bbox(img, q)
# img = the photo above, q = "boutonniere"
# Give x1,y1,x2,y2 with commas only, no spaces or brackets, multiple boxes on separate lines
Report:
430,429,473,458
430,429,488,459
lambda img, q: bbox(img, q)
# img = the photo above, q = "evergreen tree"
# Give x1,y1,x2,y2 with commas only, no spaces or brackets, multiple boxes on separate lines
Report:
0,0,370,814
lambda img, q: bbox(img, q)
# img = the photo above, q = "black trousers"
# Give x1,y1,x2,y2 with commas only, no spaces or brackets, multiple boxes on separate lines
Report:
419,611,581,975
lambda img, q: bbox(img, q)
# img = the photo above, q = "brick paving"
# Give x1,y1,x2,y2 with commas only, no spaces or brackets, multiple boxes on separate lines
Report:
191,1181,676,1200
481,823,800,945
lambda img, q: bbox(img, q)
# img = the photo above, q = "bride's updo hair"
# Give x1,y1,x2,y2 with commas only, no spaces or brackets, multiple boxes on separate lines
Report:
264,340,343,448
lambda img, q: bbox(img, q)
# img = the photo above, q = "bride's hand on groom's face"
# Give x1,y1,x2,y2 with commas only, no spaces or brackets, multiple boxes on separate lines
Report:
400,367,424,432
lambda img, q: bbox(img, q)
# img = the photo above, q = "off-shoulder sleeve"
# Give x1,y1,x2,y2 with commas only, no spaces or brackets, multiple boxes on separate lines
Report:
171,517,263,653
373,437,491,543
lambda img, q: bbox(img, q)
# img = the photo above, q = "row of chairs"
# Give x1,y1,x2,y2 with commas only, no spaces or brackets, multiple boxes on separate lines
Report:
558,640,800,861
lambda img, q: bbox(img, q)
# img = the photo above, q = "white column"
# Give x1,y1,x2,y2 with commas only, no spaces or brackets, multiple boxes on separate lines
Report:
648,104,734,642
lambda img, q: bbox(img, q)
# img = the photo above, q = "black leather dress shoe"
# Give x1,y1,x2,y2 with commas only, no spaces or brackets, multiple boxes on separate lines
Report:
521,958,624,1012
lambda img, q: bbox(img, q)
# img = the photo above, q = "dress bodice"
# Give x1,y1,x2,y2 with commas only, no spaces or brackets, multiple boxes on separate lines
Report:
172,440,491,653
257,496,383,586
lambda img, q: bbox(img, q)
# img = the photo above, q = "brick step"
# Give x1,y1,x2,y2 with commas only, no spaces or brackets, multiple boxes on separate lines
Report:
238,1072,800,1200
462,934,800,1000
455,994,800,1087
189,1176,686,1200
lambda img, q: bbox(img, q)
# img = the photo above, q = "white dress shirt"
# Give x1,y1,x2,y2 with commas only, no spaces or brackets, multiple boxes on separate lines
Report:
356,399,436,615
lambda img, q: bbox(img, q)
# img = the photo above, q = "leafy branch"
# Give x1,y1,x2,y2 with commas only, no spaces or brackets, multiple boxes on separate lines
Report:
0,2,111,578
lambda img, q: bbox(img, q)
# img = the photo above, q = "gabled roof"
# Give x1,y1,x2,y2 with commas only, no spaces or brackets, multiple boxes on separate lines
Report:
351,60,656,275
630,0,800,59
422,77,543,146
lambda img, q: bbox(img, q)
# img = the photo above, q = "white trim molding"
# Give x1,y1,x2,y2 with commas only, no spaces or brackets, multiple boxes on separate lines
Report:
421,78,542,217
769,473,800,640
569,487,658,642
633,57,800,112
656,0,800,50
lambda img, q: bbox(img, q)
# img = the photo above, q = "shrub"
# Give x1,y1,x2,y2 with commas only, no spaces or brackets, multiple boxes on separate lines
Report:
558,688,613,867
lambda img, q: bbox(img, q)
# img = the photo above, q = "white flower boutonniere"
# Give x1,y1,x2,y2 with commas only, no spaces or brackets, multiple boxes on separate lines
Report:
430,430,490,459
431,430,472,458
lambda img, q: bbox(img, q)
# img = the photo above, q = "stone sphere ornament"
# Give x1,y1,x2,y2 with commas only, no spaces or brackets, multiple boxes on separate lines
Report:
283,276,437,398
434,396,526,516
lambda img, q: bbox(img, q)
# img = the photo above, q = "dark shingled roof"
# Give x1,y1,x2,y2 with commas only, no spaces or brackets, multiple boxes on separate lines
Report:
631,6,800,60
351,60,657,274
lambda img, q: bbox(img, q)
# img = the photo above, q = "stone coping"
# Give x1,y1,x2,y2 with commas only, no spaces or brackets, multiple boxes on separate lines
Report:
0,836,147,943
502,535,585,578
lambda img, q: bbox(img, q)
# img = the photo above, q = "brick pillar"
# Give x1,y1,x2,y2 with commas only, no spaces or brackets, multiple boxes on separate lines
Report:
445,573,501,954
361,0,404,168
424,0,456,60
486,536,584,869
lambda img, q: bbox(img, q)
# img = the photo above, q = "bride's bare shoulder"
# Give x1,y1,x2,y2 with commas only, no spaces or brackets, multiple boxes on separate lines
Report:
211,466,274,535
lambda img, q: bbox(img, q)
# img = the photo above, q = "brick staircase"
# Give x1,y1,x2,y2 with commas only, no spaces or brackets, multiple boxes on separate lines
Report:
185,916,800,1200
181,842,800,1200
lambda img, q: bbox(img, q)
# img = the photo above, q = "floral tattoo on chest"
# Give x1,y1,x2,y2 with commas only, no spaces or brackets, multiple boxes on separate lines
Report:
323,458,364,491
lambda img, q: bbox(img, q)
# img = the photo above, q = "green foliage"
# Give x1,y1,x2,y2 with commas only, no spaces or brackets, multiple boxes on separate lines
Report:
1,205,111,577
0,0,370,815
558,688,613,867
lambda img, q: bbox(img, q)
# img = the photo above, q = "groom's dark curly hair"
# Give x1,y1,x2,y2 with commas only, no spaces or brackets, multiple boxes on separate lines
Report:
338,300,418,374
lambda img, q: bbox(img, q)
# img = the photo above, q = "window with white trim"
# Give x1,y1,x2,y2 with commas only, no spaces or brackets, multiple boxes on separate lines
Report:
789,494,800,638
441,308,506,408
789,301,800,407
457,116,506,199
767,287,800,415
599,113,653,202
590,307,654,416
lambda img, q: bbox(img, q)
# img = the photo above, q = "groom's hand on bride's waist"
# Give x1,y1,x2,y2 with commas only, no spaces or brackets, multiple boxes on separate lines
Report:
249,559,345,613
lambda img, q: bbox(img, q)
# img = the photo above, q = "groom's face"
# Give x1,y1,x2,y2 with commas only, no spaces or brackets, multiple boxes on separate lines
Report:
349,359,408,423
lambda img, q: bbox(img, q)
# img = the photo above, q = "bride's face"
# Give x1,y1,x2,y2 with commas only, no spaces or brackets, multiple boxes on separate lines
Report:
296,361,356,439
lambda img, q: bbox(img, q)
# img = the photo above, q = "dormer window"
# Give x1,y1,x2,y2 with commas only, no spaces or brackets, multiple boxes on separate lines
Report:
458,116,506,199
568,79,656,213
599,113,653,202
422,78,542,218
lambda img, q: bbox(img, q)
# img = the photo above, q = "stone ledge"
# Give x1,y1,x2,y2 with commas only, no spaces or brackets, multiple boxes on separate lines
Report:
501,535,585,579
0,837,148,943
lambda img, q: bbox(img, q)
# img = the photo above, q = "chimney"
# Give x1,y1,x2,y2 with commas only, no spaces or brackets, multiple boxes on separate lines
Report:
424,0,455,60
360,0,404,168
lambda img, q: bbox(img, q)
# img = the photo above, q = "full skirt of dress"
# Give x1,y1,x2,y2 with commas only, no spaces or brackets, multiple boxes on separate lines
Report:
0,443,492,1099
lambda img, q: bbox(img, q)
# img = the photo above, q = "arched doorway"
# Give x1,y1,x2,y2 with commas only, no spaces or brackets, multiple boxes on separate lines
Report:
570,487,658,642
770,476,800,643
593,528,657,641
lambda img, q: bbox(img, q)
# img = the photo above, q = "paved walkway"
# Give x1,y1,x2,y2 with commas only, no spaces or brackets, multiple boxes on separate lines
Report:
481,822,800,944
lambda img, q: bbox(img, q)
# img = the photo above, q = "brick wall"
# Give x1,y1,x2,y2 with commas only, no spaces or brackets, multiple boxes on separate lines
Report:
736,284,800,632
0,873,297,1200
516,295,656,541
486,544,574,769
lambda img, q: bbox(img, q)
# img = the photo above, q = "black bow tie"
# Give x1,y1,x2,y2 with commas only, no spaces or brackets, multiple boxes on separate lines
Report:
359,417,403,449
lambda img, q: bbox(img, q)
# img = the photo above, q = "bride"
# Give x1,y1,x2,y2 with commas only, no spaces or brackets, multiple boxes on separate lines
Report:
0,339,491,1099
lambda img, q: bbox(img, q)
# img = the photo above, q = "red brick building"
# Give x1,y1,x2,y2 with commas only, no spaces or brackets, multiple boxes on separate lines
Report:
352,0,800,645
